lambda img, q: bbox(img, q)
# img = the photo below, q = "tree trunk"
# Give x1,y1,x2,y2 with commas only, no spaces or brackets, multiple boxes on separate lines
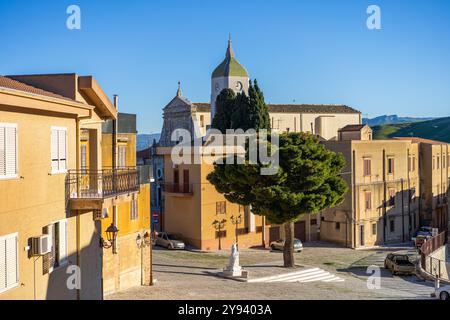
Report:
283,222,295,268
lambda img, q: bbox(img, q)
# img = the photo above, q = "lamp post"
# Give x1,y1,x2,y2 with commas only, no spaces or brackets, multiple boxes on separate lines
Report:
213,219,227,250
230,214,243,249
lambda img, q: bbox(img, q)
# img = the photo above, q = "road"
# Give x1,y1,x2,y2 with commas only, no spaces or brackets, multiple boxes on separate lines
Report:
108,243,435,300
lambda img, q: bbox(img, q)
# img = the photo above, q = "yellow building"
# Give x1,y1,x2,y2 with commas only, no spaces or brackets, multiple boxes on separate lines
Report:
100,112,152,296
0,74,117,299
158,143,266,251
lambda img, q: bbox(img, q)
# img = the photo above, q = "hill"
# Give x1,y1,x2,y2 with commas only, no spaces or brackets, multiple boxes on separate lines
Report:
372,117,450,143
137,133,161,151
363,115,435,126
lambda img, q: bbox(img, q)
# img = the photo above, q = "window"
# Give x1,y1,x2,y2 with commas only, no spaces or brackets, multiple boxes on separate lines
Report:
80,144,87,172
43,220,68,274
388,188,396,207
118,145,126,168
51,127,67,173
412,157,416,171
433,157,436,170
286,128,290,133
216,201,226,215
365,192,372,210
408,157,412,172
335,222,341,230
310,219,317,226
372,224,377,235
0,233,19,293
437,156,440,169
389,220,395,233
131,198,138,220
200,115,204,128
387,158,394,175
0,123,18,179
363,158,371,176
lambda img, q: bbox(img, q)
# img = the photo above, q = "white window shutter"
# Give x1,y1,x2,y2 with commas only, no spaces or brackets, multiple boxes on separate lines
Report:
58,130,67,171
5,236,18,288
0,238,6,290
51,129,59,172
0,127,5,176
58,220,68,266
5,127,17,176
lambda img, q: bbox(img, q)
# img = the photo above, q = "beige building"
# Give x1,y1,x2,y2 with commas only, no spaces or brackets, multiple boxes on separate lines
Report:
158,142,266,251
0,74,117,299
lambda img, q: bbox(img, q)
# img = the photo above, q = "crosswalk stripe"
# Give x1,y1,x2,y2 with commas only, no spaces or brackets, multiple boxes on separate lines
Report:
250,268,345,284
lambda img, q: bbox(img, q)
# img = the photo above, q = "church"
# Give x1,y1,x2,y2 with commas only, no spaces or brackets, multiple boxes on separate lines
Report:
149,39,362,248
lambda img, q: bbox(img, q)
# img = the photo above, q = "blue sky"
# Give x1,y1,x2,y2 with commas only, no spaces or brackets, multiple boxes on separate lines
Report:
1,0,450,133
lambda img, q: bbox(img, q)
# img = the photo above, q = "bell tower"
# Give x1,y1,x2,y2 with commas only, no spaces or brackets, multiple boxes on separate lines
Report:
211,37,249,120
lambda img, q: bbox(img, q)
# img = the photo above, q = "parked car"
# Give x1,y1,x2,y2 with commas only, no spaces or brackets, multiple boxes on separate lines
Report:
432,285,450,300
270,239,303,252
415,234,432,250
384,253,416,275
412,226,433,242
155,232,186,250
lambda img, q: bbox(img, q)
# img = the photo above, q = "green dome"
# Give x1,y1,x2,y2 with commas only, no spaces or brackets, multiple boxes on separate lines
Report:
212,40,249,78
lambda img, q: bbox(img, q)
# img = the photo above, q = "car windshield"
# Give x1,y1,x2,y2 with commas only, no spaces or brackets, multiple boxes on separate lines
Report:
167,234,180,240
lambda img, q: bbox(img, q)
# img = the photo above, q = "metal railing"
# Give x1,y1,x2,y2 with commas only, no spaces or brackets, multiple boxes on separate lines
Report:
66,168,139,199
161,183,193,195
420,232,447,270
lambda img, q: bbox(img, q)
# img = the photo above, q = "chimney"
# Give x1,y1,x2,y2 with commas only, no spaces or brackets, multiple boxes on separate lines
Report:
113,94,119,110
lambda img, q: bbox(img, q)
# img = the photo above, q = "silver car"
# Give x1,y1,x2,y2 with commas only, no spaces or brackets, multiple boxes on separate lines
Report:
432,285,450,300
155,232,185,250
270,239,303,252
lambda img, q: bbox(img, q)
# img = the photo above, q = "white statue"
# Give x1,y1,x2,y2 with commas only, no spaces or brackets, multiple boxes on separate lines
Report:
223,243,242,277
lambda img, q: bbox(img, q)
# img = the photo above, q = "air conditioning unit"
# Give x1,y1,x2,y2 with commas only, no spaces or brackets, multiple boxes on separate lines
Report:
31,235,52,256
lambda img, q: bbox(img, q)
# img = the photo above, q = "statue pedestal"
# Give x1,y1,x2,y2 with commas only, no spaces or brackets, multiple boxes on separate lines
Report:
222,265,242,277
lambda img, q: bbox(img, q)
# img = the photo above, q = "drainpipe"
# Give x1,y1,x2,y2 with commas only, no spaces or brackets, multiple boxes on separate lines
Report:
352,150,356,248
112,95,119,254
383,149,387,243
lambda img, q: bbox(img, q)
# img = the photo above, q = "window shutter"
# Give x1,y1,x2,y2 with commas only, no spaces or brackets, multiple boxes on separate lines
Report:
0,127,5,176
5,236,18,287
0,238,6,290
51,130,59,172
58,220,68,266
58,130,67,171
5,127,17,176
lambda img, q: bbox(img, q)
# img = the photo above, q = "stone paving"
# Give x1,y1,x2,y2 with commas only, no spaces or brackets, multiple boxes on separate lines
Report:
107,242,436,300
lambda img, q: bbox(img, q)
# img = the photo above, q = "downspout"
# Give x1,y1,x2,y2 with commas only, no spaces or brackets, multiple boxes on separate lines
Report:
112,95,119,254
352,149,356,248
383,149,387,244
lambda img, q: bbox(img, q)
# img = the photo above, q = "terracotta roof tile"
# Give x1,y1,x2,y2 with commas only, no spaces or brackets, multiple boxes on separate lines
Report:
0,76,73,101
192,102,360,114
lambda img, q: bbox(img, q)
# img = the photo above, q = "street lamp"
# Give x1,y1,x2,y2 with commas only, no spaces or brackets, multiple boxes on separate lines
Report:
230,214,243,249
101,223,119,251
212,219,227,250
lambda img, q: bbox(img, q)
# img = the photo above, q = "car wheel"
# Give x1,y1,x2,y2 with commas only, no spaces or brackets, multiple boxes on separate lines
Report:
270,245,276,251
167,244,173,250
440,291,450,301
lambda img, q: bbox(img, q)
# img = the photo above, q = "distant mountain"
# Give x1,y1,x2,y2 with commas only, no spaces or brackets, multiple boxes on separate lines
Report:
373,117,450,143
137,133,160,151
363,115,435,126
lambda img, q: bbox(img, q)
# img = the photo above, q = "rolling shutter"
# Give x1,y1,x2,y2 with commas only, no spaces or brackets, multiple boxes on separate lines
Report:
0,238,6,290
51,129,59,172
0,127,5,176
0,125,17,178
58,130,67,171
0,234,19,292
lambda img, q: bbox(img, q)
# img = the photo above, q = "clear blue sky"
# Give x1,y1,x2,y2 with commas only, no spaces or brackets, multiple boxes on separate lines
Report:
1,0,450,133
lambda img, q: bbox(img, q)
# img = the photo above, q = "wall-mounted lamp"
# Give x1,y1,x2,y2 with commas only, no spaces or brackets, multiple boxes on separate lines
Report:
101,223,119,250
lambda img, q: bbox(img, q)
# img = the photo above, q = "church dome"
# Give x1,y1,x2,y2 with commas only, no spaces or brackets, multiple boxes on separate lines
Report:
212,39,249,78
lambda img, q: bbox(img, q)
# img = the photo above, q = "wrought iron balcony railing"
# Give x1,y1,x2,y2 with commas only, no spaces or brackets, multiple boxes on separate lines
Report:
161,183,193,195
66,168,140,200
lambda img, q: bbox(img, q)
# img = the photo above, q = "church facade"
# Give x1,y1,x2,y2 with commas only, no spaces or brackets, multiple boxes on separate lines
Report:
150,39,363,248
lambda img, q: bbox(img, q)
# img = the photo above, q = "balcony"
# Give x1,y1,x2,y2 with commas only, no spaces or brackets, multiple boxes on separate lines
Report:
66,168,139,210
161,183,193,197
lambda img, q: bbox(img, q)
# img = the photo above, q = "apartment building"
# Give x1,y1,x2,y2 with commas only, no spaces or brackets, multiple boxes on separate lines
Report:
0,74,117,299
158,141,265,251
394,138,450,233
